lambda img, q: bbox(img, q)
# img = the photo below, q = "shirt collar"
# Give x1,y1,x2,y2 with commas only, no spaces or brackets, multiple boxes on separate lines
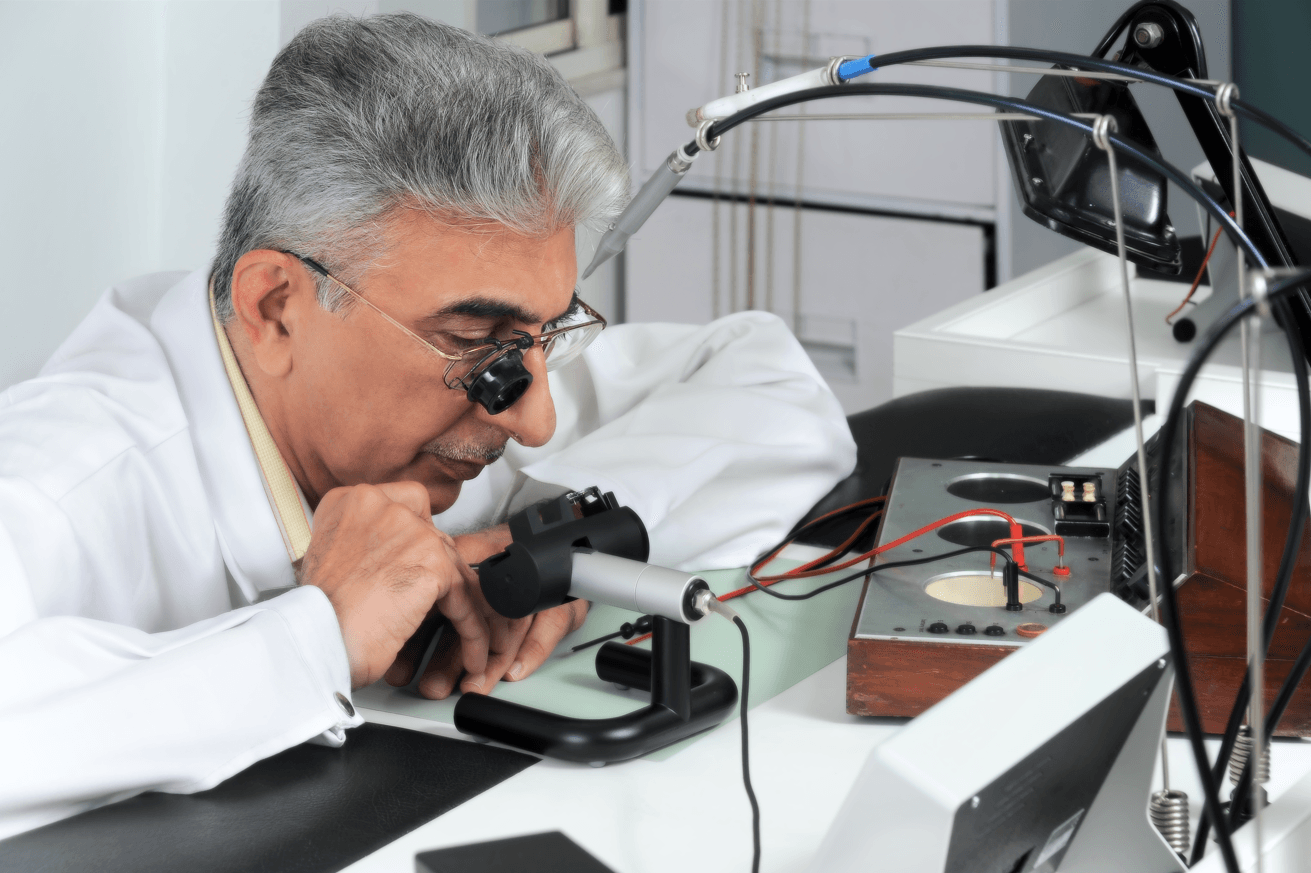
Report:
150,269,296,602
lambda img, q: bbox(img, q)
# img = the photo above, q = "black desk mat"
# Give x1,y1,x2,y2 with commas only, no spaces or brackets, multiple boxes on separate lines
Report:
0,723,537,873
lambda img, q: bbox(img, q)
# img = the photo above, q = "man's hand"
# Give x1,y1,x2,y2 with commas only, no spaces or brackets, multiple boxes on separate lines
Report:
299,482,489,690
383,523,590,699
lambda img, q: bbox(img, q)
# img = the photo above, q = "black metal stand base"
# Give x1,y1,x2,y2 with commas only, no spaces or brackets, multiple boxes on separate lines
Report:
453,616,738,764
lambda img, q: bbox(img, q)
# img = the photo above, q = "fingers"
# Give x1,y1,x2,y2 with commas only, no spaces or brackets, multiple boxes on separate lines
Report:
460,615,531,696
374,480,433,519
504,600,590,682
417,630,463,699
385,611,446,686
434,544,491,683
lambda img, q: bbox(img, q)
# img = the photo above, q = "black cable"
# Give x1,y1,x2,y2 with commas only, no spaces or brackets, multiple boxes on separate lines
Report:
1152,270,1311,868
747,545,1025,601
1193,300,1311,856
845,45,1311,168
731,615,760,873
1017,568,1064,603
569,614,654,653
686,83,1264,273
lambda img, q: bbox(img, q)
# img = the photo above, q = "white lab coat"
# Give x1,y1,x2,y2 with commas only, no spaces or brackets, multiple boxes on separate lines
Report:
0,268,856,838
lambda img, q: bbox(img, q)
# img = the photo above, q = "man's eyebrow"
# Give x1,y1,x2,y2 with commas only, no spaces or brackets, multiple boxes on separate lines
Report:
420,294,578,327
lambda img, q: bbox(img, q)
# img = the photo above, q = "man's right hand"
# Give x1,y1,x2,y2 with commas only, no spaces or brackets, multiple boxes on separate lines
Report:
298,481,489,689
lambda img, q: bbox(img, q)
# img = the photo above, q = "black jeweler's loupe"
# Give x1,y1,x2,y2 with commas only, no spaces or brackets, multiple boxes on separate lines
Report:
464,332,534,415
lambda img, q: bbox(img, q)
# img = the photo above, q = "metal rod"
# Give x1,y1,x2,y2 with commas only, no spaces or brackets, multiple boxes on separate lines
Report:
1218,80,1265,870
1092,114,1171,792
903,58,1220,86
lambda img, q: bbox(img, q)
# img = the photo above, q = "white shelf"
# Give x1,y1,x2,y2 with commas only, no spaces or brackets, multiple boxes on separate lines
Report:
894,249,1299,441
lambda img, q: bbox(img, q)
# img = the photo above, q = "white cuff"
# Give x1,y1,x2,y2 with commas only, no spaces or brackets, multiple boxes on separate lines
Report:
261,586,363,740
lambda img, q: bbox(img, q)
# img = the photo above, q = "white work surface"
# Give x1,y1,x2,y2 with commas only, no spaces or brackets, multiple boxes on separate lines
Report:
350,652,1311,873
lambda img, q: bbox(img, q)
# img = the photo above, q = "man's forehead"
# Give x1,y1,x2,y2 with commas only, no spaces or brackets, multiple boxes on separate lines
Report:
378,212,577,323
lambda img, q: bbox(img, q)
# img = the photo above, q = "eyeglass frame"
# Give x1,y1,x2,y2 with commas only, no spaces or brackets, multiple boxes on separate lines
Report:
281,251,607,394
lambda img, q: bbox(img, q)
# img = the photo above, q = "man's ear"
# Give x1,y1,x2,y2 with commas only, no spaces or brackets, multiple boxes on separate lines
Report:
228,250,315,379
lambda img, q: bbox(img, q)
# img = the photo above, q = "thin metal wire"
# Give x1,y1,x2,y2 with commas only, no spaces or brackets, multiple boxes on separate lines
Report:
1091,114,1172,795
1218,80,1265,871
904,58,1221,86
790,0,811,334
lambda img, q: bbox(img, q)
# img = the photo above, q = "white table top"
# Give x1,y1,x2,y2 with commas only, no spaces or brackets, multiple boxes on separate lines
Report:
353,655,894,873
353,646,1311,873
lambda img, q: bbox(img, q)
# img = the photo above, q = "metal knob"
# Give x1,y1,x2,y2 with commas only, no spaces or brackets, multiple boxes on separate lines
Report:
1133,21,1165,49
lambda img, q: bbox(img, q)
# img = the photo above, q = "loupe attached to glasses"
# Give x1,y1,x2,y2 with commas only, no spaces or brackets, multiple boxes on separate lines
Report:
464,332,534,415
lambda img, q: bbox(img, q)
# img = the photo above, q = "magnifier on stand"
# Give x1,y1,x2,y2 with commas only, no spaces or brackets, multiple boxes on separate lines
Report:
452,487,739,765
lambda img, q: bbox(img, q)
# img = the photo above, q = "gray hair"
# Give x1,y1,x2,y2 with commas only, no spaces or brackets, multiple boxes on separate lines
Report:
211,13,629,321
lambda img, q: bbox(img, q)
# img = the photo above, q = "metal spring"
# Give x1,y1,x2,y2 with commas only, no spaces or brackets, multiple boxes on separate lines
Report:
1150,789,1192,857
1230,724,1272,785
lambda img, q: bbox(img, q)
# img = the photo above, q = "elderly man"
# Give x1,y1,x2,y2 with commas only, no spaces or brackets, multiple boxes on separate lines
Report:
0,14,854,838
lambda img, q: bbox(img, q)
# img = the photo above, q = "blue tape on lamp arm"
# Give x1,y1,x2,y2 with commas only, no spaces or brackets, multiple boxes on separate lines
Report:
837,55,878,81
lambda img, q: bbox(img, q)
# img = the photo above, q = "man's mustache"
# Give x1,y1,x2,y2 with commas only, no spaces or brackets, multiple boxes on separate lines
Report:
420,436,507,465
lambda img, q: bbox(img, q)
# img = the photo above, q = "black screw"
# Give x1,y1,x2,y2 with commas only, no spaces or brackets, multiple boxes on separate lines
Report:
893,627,905,632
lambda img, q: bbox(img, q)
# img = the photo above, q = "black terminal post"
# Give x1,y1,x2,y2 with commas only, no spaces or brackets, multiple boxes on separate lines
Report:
1004,560,1024,612
452,488,739,765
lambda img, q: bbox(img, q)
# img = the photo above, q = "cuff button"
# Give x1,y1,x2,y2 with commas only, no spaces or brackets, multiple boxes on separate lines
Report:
335,691,356,718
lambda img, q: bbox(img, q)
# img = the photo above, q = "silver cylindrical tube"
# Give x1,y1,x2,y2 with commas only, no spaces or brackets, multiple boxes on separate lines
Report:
570,550,708,624
580,152,692,280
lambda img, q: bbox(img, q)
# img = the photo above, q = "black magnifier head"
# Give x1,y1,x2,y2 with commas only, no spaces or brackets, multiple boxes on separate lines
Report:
466,349,533,414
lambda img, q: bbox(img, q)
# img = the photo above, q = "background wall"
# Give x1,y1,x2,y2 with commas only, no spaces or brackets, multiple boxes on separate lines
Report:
0,1,280,389
0,0,623,390
1234,0,1311,179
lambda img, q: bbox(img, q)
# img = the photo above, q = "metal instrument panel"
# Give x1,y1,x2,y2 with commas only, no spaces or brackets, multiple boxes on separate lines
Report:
852,457,1120,646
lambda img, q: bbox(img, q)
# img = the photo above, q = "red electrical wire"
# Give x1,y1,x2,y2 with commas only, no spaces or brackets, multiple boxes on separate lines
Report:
988,534,1065,572
626,505,1024,646
1166,221,1227,325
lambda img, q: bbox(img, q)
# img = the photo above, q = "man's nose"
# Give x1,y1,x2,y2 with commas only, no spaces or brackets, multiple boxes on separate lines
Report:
488,346,556,447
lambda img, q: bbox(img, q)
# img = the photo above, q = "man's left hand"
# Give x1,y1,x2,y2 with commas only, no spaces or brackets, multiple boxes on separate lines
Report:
382,524,591,699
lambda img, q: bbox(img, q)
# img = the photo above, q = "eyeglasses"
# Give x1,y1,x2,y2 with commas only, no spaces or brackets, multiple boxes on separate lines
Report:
284,252,606,414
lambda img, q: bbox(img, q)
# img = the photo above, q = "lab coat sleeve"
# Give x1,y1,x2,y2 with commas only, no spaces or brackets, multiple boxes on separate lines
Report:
0,542,362,840
516,311,857,570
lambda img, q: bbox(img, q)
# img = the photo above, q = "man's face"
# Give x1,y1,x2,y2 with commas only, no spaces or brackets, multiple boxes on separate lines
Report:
280,210,573,514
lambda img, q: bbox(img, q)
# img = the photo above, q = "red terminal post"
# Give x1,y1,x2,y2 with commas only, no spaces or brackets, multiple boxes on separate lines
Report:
990,534,1067,575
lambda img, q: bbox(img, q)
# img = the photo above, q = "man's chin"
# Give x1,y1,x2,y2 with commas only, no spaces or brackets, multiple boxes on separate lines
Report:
426,480,463,516
415,452,490,515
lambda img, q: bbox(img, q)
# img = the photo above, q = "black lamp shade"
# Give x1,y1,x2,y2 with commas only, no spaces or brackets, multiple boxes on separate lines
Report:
1001,72,1182,274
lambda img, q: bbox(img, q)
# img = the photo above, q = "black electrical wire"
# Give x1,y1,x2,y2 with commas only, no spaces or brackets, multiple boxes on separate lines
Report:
1192,302,1311,858
1151,271,1311,868
851,45,1311,169
1189,283,1311,850
731,615,760,873
747,545,1042,601
685,83,1265,275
